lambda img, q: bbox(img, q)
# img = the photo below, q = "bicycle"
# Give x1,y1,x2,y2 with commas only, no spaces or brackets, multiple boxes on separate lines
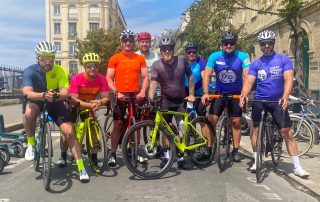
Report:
74,106,108,174
121,100,217,179
249,100,283,183
210,94,241,171
33,101,53,191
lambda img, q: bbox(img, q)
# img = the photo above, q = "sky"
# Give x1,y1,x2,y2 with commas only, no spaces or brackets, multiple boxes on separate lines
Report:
0,0,194,69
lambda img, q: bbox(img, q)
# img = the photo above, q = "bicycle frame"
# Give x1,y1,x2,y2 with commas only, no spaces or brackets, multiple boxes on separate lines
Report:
149,110,208,154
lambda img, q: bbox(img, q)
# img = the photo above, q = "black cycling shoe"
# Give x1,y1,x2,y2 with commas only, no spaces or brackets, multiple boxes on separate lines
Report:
177,159,191,170
196,148,212,161
232,151,241,162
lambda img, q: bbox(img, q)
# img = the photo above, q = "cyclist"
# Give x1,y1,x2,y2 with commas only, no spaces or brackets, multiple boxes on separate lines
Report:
201,31,251,162
57,53,109,168
106,30,149,167
184,42,213,160
149,35,195,169
22,41,89,182
239,30,310,177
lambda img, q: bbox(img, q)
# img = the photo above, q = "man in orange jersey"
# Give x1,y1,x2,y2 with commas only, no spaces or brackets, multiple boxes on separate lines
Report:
106,30,149,166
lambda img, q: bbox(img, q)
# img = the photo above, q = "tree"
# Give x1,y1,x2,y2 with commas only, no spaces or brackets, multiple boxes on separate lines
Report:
76,28,122,74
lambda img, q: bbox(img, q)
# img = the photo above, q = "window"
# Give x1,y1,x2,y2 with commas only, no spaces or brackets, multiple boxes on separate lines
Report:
54,23,61,34
69,61,78,75
68,5,77,19
68,23,77,38
54,5,60,16
55,60,61,66
89,23,99,31
69,42,76,56
54,42,61,52
89,4,100,19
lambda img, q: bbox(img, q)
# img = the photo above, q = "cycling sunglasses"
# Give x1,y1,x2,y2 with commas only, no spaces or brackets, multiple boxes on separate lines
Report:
186,51,197,55
160,46,174,52
85,63,99,69
222,41,236,47
259,40,275,46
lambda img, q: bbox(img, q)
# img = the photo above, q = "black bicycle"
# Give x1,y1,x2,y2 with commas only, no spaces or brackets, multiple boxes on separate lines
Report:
251,100,283,183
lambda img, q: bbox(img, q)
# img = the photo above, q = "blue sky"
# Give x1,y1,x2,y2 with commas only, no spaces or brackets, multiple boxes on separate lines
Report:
0,0,194,68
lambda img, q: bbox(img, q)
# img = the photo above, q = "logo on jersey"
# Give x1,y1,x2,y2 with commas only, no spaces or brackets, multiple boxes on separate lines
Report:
244,58,251,66
257,69,267,81
218,69,236,83
215,61,225,65
51,73,56,79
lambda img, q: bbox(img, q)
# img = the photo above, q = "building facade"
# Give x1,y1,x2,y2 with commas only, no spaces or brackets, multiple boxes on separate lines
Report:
45,0,126,75
232,0,320,98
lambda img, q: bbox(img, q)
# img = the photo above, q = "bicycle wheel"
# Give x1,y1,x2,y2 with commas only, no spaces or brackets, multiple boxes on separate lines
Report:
103,114,113,149
86,120,108,174
186,116,217,167
256,121,264,183
0,157,4,173
268,123,282,166
282,115,313,157
122,120,175,179
0,149,10,165
41,122,52,191
217,116,233,171
33,132,41,171
14,142,26,158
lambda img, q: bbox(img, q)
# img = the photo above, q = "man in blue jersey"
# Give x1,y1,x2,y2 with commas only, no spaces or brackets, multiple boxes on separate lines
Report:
184,42,213,160
240,30,309,178
202,31,251,162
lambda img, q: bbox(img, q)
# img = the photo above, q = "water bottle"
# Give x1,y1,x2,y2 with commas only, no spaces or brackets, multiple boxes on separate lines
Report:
178,120,184,139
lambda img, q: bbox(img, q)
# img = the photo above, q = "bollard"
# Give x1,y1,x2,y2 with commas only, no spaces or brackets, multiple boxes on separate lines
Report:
0,114,4,133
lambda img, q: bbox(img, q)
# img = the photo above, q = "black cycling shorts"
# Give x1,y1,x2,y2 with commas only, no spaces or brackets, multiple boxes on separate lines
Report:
113,93,138,121
186,98,206,116
209,93,242,117
161,97,185,125
251,102,291,129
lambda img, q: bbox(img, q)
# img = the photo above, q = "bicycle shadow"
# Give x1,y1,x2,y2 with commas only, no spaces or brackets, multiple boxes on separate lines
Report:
98,156,125,178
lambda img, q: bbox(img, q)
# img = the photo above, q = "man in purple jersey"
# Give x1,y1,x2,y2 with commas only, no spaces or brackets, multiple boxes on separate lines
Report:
240,30,309,178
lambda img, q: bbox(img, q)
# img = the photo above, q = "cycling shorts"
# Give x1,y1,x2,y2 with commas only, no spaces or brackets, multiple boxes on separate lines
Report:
186,98,206,116
113,93,138,121
161,97,185,125
209,93,242,117
251,102,291,129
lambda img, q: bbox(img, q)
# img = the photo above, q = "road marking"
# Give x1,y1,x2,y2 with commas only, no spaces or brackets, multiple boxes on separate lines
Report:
0,199,10,202
226,183,259,202
246,177,283,201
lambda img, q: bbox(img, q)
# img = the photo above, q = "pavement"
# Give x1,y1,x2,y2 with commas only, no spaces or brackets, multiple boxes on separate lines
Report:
239,134,320,198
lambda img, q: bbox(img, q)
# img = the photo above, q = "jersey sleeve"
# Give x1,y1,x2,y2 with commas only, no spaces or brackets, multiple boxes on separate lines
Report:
22,68,34,87
69,75,79,95
206,52,221,70
139,55,147,69
59,67,69,88
282,55,294,71
248,61,258,77
150,61,158,81
198,58,207,71
239,52,251,69
107,55,117,69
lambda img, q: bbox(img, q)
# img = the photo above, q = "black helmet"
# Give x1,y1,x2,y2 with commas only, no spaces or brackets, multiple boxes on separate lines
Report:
185,42,197,52
159,35,175,48
221,31,238,42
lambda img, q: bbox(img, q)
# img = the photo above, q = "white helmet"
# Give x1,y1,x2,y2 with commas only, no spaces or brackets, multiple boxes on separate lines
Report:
35,41,56,56
119,30,135,41
257,30,276,41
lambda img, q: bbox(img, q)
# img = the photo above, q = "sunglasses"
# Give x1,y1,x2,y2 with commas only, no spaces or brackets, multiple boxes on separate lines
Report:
160,46,174,52
222,42,236,47
121,38,134,44
85,63,99,69
260,40,274,46
39,57,55,63
186,51,197,55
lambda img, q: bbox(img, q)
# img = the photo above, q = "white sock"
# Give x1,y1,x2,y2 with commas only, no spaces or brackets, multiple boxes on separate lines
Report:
178,157,184,162
291,156,301,169
253,152,257,165
164,150,170,159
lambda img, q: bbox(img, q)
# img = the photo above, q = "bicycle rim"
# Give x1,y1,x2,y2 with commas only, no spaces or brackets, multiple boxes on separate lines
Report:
33,135,41,171
269,127,282,166
217,116,232,171
42,122,52,191
86,120,108,174
187,116,217,168
103,114,113,149
121,120,175,179
256,122,264,183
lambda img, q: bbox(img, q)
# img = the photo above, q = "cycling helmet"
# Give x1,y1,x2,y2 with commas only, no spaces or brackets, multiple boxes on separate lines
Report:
257,30,276,41
136,32,151,41
120,30,135,41
159,35,175,48
221,31,238,42
185,42,198,52
35,41,56,56
82,53,101,64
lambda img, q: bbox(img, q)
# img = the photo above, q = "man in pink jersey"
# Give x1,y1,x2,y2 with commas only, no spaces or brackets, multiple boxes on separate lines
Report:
57,53,109,168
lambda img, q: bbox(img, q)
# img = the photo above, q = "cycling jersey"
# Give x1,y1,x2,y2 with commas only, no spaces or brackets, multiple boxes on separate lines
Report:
248,52,293,100
69,72,109,101
108,52,147,93
184,57,206,96
135,50,159,76
206,50,250,93
151,56,192,100
46,64,69,91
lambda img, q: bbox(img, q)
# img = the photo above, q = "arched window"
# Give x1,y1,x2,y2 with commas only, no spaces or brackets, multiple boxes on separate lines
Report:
68,5,77,19
89,4,100,19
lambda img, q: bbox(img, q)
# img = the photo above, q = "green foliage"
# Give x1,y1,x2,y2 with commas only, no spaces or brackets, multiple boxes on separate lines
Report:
76,28,121,74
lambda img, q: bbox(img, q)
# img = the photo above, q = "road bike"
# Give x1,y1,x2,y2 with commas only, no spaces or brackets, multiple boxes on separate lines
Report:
121,100,217,179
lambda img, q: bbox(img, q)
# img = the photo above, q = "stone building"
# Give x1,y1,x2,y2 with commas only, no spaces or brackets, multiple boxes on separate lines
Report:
45,0,126,76
232,0,320,98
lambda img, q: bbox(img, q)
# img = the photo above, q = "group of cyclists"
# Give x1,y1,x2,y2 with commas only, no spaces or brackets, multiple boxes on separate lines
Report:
21,28,309,183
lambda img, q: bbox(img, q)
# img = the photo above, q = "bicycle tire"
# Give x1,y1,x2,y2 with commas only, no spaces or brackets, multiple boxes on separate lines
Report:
256,120,264,183
121,120,175,179
33,133,41,171
0,149,10,165
217,116,233,171
41,122,52,191
281,115,313,157
0,157,4,173
186,116,217,168
86,120,108,174
14,142,25,158
268,123,282,166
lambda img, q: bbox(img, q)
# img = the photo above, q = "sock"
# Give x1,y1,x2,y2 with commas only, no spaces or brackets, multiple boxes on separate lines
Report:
253,152,257,165
61,152,67,160
207,147,212,154
76,159,85,172
291,156,301,169
27,136,35,146
232,148,239,154
178,157,184,162
164,150,170,159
